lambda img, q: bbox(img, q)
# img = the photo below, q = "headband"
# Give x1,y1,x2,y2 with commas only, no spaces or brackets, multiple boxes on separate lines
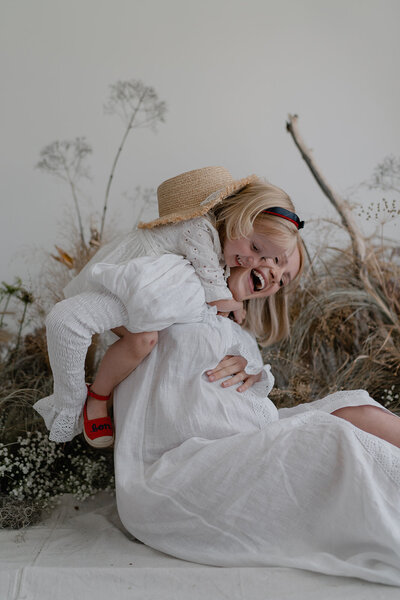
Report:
262,207,304,230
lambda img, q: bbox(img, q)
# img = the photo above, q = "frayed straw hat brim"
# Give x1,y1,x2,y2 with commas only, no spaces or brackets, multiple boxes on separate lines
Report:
139,173,258,229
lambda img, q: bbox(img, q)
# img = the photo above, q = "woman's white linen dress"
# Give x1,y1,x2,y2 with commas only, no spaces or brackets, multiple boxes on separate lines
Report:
36,253,400,584
89,255,400,586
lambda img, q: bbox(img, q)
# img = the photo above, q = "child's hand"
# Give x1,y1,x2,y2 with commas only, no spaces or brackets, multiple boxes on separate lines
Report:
206,355,262,392
232,306,246,324
208,298,243,317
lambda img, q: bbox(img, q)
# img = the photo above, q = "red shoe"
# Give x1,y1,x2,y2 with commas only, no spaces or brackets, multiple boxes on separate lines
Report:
83,386,114,449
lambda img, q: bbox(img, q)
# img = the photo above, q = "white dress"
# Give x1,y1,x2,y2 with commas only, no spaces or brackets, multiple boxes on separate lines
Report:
65,217,232,302
109,260,400,585
34,219,232,442
37,254,400,584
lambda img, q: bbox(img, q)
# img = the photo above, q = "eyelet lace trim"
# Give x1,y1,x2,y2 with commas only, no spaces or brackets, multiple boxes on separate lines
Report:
352,426,400,487
244,367,278,427
230,328,264,375
34,395,83,442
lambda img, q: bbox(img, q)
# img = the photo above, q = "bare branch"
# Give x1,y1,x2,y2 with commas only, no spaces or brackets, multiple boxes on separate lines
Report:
286,114,397,325
286,114,366,267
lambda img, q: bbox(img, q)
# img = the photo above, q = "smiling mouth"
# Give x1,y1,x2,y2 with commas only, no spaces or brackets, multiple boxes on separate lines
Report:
251,269,266,291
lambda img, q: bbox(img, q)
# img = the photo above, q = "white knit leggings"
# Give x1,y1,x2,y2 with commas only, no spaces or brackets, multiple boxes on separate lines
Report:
44,290,128,439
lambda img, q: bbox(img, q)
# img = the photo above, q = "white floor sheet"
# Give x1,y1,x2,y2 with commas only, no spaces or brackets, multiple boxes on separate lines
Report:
1,493,399,600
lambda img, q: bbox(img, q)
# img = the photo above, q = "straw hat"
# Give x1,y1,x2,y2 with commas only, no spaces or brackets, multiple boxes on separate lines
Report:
138,166,258,229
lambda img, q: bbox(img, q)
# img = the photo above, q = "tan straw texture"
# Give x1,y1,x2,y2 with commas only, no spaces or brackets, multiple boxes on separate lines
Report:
139,166,258,229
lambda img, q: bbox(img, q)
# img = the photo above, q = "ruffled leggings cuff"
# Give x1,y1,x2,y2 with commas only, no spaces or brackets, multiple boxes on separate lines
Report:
33,395,83,443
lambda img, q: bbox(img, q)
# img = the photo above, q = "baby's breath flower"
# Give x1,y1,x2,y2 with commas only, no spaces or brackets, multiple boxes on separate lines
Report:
1,430,115,528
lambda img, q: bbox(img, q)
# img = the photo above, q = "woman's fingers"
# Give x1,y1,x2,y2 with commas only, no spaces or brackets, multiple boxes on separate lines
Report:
206,355,247,381
207,358,262,392
237,372,262,392
237,376,256,393
221,372,247,387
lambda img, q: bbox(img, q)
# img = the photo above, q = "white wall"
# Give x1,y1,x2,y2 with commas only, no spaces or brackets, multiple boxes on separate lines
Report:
1,0,399,285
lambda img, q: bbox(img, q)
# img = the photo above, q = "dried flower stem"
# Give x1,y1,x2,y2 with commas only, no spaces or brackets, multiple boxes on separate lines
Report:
100,91,147,240
0,295,12,328
15,302,28,352
61,156,86,248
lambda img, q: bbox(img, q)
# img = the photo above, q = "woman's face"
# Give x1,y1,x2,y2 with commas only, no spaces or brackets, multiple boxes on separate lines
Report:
227,246,301,301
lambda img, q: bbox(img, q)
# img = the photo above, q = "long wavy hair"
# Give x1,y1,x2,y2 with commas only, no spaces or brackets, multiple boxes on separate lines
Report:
210,180,305,345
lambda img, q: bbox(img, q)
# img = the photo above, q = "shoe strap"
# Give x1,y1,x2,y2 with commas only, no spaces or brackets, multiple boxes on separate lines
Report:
87,385,111,401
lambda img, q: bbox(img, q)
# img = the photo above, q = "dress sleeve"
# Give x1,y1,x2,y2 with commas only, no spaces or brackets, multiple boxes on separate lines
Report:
177,219,233,302
88,254,214,333
228,324,266,375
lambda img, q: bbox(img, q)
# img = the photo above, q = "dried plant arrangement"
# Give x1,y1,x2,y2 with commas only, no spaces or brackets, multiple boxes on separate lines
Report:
0,79,165,528
268,116,400,413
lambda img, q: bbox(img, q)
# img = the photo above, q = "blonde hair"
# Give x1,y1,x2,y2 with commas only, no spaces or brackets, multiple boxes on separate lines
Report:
210,179,305,345
211,180,299,254
243,238,306,346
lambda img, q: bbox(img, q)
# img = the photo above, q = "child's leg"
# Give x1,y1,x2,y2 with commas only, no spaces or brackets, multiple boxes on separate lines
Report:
44,290,128,441
86,329,158,420
332,405,400,448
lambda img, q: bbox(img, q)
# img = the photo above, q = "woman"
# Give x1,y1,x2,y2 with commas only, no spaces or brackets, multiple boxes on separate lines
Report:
111,254,400,586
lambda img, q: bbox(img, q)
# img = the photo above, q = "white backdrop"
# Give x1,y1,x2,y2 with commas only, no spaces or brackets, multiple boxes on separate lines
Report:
1,0,399,285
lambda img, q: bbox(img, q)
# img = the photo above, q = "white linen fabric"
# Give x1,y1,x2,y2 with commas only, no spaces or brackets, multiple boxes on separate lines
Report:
114,324,400,585
34,289,129,442
112,323,400,585
3,495,400,600
34,251,400,583
64,217,232,302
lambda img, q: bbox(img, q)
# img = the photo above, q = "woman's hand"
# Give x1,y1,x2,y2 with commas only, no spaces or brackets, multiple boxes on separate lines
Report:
206,355,262,392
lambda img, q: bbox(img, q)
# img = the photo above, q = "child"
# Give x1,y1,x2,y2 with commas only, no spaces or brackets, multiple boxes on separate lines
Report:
34,166,304,448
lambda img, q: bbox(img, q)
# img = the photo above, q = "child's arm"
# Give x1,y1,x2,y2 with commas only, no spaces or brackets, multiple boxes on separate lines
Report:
208,298,245,324
178,218,233,303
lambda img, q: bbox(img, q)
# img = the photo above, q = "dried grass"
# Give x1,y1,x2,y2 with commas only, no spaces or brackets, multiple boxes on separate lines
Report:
0,496,44,529
266,232,400,414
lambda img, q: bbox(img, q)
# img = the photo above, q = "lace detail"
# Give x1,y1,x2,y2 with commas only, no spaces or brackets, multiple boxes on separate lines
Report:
245,367,278,427
173,218,231,302
230,326,264,374
227,326,276,428
34,395,83,442
34,290,127,442
352,427,400,487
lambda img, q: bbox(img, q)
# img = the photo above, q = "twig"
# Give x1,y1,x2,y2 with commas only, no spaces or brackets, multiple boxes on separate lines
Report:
62,158,86,249
286,114,397,325
286,114,366,267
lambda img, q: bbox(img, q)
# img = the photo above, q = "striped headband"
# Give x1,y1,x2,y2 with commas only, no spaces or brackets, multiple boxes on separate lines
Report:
262,207,304,230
